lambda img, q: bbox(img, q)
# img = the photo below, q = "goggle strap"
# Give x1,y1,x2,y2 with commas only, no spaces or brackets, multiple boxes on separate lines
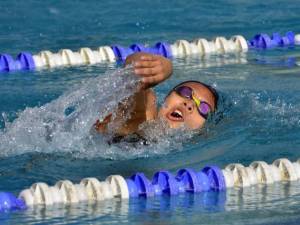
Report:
191,93,201,107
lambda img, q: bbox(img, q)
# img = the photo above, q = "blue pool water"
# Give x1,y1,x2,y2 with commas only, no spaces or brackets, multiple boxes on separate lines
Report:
1,0,300,224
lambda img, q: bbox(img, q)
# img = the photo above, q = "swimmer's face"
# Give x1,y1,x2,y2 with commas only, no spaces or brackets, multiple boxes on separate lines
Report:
158,82,216,130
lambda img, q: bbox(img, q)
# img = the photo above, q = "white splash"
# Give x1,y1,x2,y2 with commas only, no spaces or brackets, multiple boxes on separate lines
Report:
0,67,194,159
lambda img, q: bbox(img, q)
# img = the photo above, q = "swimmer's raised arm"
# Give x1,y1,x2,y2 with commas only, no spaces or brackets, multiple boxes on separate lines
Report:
95,53,170,135
125,52,173,89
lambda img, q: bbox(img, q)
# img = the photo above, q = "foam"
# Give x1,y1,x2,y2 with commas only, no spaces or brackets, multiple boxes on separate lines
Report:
0,67,139,158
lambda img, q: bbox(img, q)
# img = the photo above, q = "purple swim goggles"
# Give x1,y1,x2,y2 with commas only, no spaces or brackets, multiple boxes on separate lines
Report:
174,85,212,119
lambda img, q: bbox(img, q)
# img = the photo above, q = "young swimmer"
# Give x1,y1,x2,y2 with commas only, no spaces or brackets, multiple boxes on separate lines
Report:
94,52,218,141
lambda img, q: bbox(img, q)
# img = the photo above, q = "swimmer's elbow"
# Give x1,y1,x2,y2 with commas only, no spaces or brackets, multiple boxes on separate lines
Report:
94,120,106,133
94,114,112,133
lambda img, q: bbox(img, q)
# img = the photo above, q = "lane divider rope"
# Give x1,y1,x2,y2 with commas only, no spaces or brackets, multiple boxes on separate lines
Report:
0,31,299,73
1,157,300,212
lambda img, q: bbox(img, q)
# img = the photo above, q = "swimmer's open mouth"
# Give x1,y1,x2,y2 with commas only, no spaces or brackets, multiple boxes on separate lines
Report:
167,109,184,122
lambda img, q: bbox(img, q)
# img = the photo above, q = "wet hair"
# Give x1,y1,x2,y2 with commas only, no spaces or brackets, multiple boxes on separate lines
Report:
166,80,219,110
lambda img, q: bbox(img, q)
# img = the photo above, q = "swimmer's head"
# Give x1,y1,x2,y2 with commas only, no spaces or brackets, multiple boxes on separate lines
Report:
158,81,218,130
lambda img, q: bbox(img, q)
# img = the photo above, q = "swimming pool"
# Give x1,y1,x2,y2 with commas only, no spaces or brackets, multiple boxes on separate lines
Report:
1,0,300,224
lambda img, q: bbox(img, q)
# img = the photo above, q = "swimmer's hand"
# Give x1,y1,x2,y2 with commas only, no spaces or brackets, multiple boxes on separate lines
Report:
125,53,173,89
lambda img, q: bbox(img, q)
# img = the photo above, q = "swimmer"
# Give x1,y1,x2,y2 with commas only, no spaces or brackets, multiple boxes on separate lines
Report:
94,52,218,140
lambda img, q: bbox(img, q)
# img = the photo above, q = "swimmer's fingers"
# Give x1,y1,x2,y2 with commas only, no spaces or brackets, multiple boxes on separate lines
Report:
134,65,163,77
130,53,172,88
140,54,160,61
134,60,161,69
134,57,164,77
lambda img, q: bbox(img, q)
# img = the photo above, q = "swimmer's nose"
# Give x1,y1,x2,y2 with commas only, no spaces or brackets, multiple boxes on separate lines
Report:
183,101,194,113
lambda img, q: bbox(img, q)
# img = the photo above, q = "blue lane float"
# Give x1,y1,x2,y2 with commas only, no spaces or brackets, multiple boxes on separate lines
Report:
202,166,226,191
0,31,299,73
124,167,223,198
112,42,171,62
152,171,179,195
176,168,204,193
129,173,155,197
125,167,222,197
0,52,35,72
17,52,35,70
0,54,15,72
248,31,296,49
0,192,26,212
